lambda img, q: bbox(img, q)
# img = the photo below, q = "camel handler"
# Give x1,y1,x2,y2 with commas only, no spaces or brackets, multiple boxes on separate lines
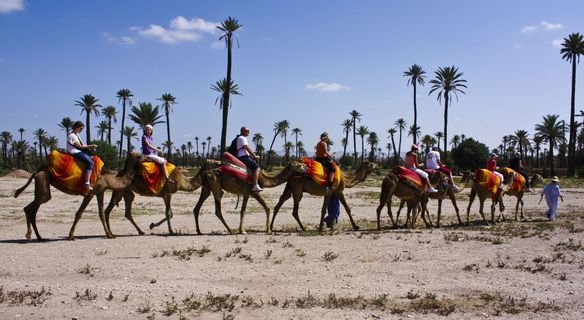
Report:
315,132,335,191
405,144,437,193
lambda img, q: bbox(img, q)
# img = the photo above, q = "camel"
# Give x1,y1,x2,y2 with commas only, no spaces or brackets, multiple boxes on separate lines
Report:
466,169,517,225
270,161,379,232
498,169,544,221
192,160,308,235
13,152,142,241
103,160,205,237
375,168,446,230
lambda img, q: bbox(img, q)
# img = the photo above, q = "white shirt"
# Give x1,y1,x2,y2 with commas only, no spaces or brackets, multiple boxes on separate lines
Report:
236,135,250,157
425,150,441,170
67,133,83,154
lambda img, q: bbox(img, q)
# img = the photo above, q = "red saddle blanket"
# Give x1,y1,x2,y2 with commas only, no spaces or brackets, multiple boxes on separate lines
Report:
475,169,502,194
499,167,525,192
301,157,341,188
392,166,424,189
47,150,104,195
217,152,253,183
141,161,176,195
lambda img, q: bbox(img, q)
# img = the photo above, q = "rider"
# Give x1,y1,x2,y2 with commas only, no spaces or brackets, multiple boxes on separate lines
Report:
236,126,263,192
315,132,335,191
486,152,505,191
404,144,437,193
425,146,459,191
509,152,532,192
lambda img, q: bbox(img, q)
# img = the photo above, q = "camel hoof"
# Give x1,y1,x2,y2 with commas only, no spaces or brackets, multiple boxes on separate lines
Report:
106,234,116,239
149,223,155,230
352,225,360,231
67,236,76,241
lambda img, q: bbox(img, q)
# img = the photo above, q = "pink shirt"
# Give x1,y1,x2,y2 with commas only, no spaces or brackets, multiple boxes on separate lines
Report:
486,158,497,171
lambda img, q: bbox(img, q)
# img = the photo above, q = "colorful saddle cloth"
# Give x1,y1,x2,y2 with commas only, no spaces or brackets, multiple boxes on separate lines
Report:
474,169,502,195
393,166,425,189
499,167,525,192
216,152,253,184
300,157,341,188
47,150,104,196
141,161,176,195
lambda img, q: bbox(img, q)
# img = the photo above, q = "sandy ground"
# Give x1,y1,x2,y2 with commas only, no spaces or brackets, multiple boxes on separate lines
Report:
1,172,584,320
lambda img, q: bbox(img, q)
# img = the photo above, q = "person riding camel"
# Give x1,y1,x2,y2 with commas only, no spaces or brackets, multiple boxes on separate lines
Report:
425,146,459,191
315,132,335,191
404,144,437,193
486,152,505,191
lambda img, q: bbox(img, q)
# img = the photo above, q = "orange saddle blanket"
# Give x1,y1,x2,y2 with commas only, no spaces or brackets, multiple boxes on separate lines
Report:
499,167,525,192
393,166,424,189
47,150,104,195
474,169,502,195
300,157,341,188
141,161,176,195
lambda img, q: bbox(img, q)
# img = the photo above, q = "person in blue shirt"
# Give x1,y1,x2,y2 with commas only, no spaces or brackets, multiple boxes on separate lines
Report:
539,176,563,221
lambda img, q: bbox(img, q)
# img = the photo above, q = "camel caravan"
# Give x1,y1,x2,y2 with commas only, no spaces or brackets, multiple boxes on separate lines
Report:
13,144,543,241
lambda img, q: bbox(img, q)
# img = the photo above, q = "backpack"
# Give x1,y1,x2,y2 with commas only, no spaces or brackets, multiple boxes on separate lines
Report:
227,135,240,157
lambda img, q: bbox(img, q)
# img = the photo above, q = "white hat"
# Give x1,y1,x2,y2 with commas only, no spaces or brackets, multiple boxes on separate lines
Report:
551,176,560,182
145,124,153,130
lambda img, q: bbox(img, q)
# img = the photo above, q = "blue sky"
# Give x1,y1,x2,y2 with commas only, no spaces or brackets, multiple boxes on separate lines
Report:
1,0,583,157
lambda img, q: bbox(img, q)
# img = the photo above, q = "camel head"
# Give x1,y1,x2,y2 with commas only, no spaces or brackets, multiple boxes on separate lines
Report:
531,174,544,187
350,161,380,184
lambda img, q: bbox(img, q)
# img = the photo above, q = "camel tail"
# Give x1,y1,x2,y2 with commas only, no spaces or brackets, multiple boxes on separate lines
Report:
14,172,36,198
233,195,240,210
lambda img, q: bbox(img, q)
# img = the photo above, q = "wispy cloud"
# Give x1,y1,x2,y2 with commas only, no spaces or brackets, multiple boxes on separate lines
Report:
521,20,564,34
305,82,350,92
131,16,218,44
552,38,563,48
0,0,24,14
101,32,136,46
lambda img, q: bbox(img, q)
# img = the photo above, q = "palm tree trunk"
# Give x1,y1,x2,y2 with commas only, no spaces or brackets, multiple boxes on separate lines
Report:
568,57,577,176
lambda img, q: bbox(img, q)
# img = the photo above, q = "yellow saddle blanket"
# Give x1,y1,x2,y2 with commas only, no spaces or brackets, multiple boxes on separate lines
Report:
47,150,104,195
499,167,526,192
301,157,341,188
141,161,176,195
475,169,501,195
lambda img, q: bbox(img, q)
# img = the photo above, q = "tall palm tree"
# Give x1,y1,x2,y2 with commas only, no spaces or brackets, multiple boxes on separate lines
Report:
366,131,378,161
116,89,134,158
428,66,467,160
101,105,117,145
560,33,584,176
357,125,369,162
291,127,302,158
387,128,398,164
0,131,13,164
18,128,25,141
341,119,352,157
32,128,46,159
532,134,544,168
195,137,199,156
513,129,531,158
266,120,289,167
217,16,242,152
58,117,74,138
74,94,102,142
158,93,177,159
450,134,461,149
96,120,110,142
44,136,58,155
394,118,407,161
201,141,207,159
434,131,444,148
252,132,264,158
211,78,242,151
404,64,426,145
129,102,164,128
349,110,362,164
206,136,212,158
534,114,565,176
407,124,421,145
122,126,138,153
283,141,294,162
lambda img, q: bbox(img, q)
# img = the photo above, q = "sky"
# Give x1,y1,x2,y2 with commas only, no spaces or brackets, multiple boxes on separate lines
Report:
1,0,584,158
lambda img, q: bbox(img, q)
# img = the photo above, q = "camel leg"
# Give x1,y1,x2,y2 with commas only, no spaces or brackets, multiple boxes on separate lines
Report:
271,182,292,231
448,193,462,225
250,193,272,234
497,197,506,222
466,187,477,225
210,187,232,235
68,194,94,240
192,186,212,235
420,195,432,228
26,174,52,241
436,199,443,228
121,190,145,235
518,198,524,220
104,190,121,237
375,179,393,230
94,192,114,239
337,192,359,231
318,194,331,232
24,201,43,241
238,195,249,234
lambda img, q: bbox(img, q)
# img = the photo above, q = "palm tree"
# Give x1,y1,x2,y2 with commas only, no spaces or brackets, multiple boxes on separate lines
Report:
291,127,302,158
44,136,58,155
366,131,378,161
450,134,461,149
394,118,407,161
201,141,207,159
96,120,110,142
101,105,117,145
252,132,264,158
387,128,398,165
266,120,290,167
534,114,565,176
560,33,584,176
216,16,242,152
58,117,74,138
129,102,164,128
18,128,25,141
195,137,199,156
357,125,369,162
32,128,46,159
428,66,467,160
349,110,362,164
74,94,102,142
407,124,421,145
283,141,294,162
158,93,177,159
434,131,444,148
404,64,426,145
1,131,13,164
513,129,531,159
532,134,544,168
341,119,352,158
211,78,242,151
122,126,138,153
116,89,134,158
206,136,212,158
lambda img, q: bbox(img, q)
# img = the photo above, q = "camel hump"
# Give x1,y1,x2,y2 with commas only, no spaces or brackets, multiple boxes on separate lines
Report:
221,152,246,168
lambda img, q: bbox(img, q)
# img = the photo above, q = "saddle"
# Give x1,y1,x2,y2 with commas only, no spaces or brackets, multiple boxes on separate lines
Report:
300,157,341,188
392,166,426,190
216,152,255,184
140,160,176,195
499,167,525,192
47,150,104,195
474,169,502,195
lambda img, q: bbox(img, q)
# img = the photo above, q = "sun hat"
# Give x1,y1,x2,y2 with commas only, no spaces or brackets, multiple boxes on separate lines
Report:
489,152,497,158
145,124,153,130
320,132,328,139
551,176,560,182
412,144,420,150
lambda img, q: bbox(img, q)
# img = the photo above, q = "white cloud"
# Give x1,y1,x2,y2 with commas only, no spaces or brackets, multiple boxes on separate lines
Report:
211,40,224,49
132,16,218,44
521,25,537,34
552,38,563,48
541,20,563,30
305,82,350,92
102,32,136,46
0,0,24,13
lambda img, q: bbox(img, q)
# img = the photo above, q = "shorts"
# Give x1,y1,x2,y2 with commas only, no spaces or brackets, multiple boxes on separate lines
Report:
238,155,259,170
